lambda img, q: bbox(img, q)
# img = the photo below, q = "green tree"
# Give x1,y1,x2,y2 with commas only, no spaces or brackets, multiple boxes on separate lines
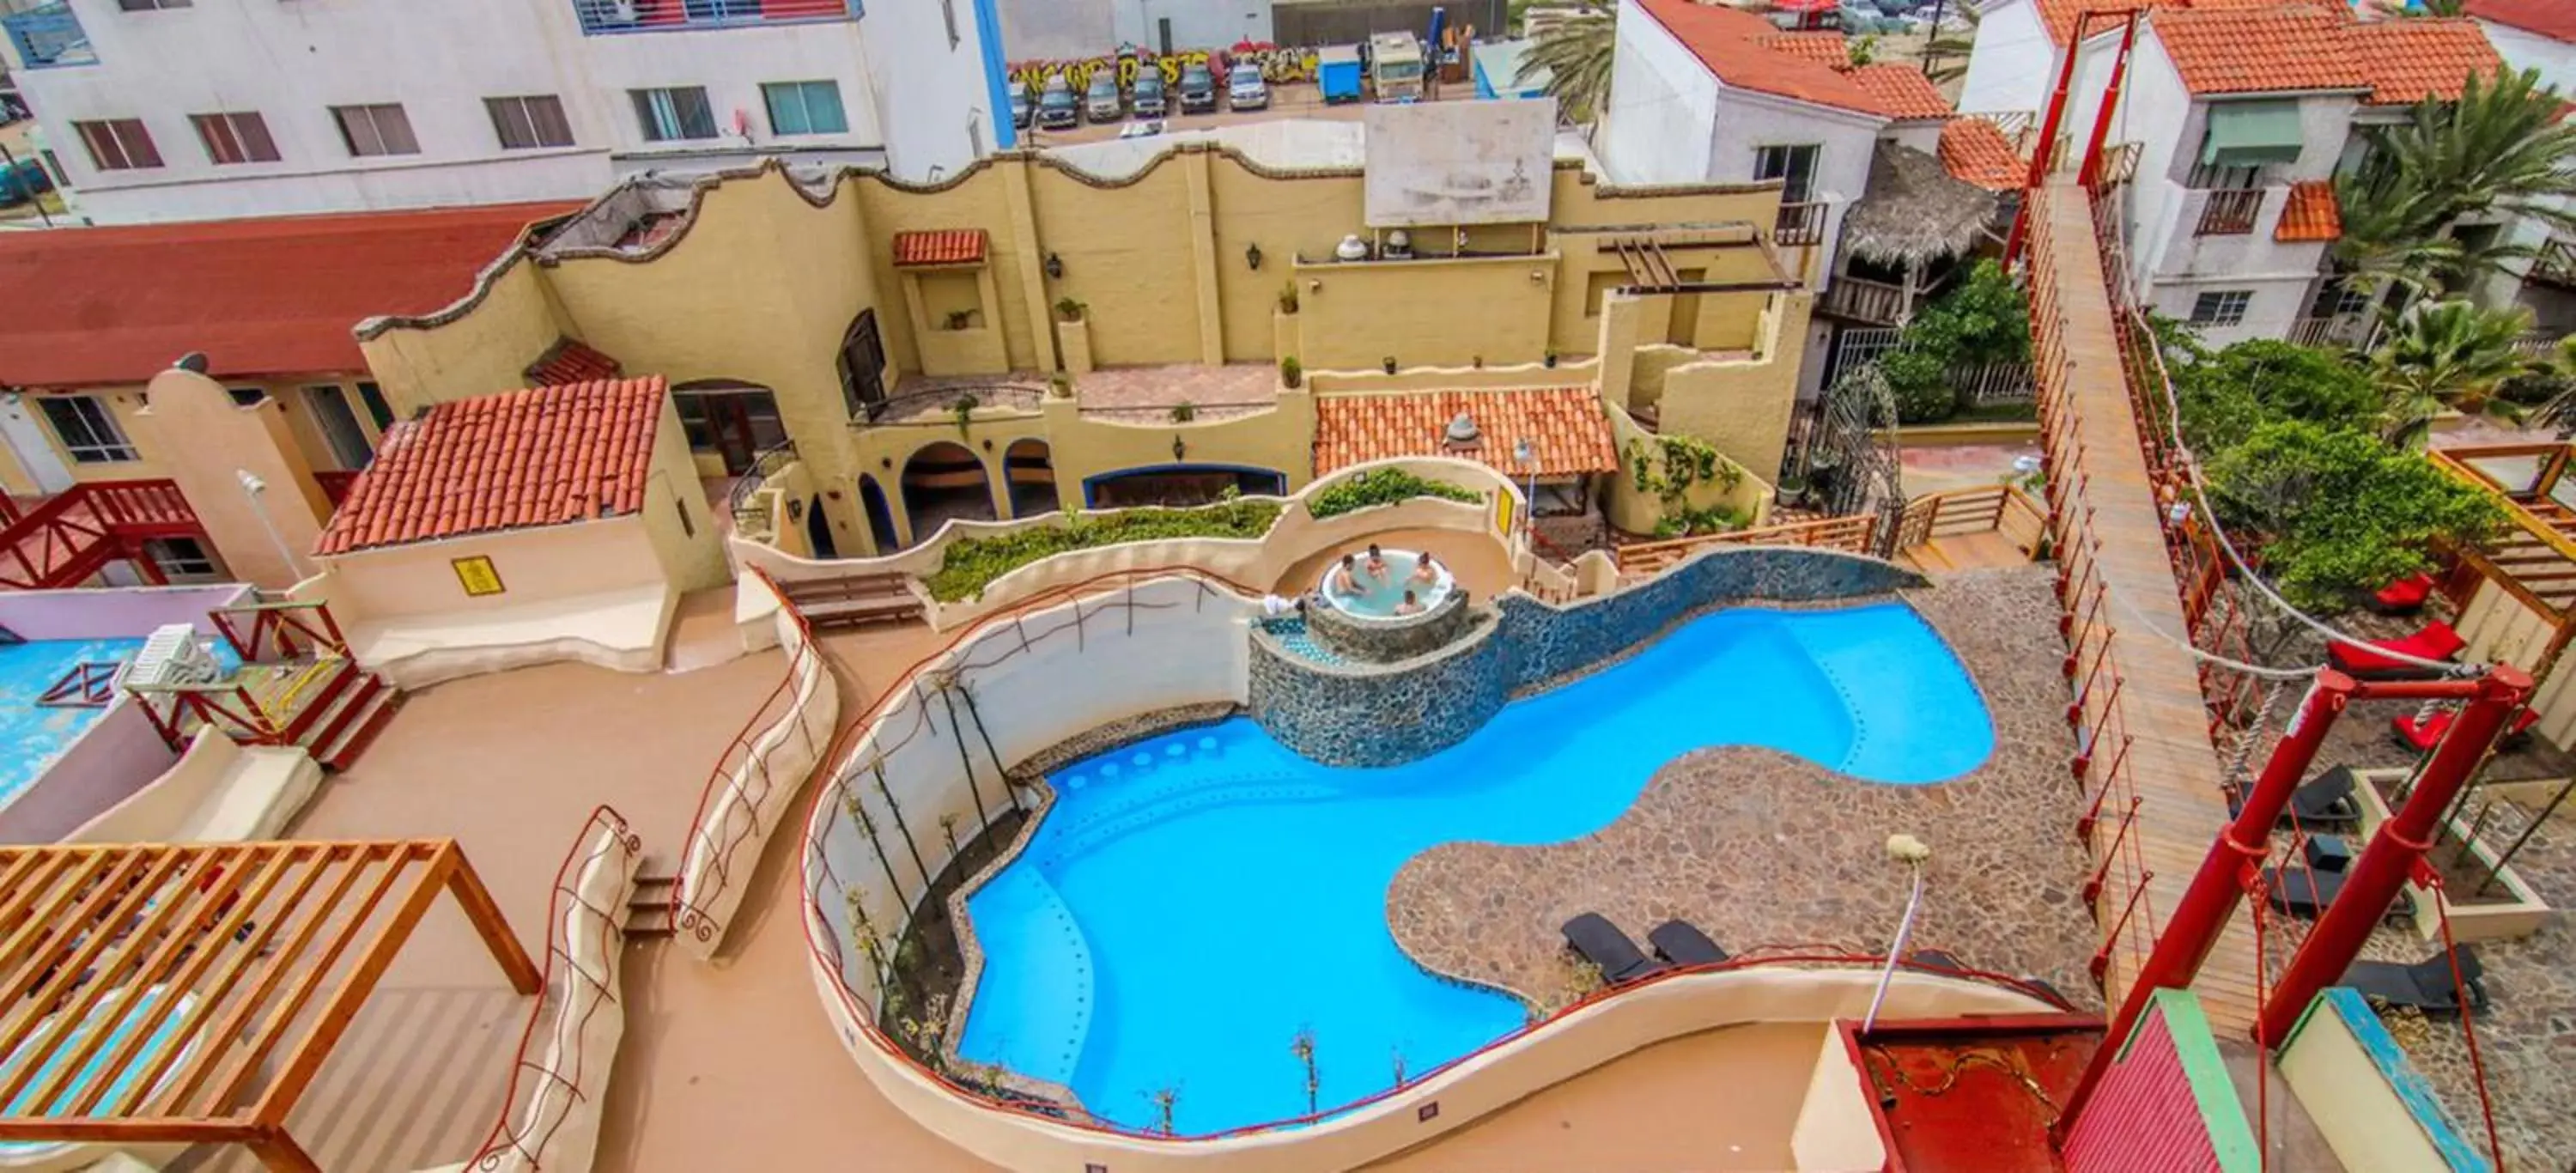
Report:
2206,420,2500,610
2337,68,2576,297
1520,7,1614,124
2369,299,2535,448
2172,339,2379,454
1879,260,2032,423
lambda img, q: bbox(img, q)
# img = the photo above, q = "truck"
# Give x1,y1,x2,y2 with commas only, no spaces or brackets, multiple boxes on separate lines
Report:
1318,45,1364,105
1368,32,1425,103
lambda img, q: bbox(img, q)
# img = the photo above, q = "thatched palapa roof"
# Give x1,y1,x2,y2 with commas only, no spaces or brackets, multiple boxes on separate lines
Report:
1840,144,1999,270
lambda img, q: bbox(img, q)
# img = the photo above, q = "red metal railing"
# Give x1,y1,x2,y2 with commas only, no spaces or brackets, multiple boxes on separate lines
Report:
0,478,203,589
2024,196,2165,993
470,805,641,1171
209,599,350,664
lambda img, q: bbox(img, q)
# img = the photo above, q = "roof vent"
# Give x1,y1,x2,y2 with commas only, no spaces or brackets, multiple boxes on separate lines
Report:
1443,411,1483,452
173,352,210,374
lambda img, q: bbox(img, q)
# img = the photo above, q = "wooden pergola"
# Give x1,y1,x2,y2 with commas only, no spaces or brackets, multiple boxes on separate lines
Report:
0,840,537,1172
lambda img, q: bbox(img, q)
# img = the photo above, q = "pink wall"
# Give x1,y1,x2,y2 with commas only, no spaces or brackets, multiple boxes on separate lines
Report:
0,702,181,844
0,584,253,641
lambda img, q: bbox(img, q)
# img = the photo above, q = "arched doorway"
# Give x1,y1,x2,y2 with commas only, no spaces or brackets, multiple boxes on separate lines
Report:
671,380,787,475
1003,439,1058,518
900,441,998,544
804,495,839,559
858,475,899,553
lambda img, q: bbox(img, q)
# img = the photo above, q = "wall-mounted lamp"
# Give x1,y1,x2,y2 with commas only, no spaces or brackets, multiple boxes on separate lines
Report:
1529,270,1547,284
981,438,993,452
1306,278,1321,294
1171,435,1188,461
1245,241,1264,270
1044,252,1066,280
881,457,894,470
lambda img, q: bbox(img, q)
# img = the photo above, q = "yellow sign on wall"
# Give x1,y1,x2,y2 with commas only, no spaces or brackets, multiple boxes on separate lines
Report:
1492,492,1516,539
453,556,506,597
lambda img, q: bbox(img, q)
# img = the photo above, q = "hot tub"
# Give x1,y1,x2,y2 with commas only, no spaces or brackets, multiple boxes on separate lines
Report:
1319,549,1454,621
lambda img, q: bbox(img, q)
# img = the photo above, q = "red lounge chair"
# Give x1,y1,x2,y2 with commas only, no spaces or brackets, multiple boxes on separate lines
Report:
2370,573,2435,615
2391,707,2541,752
2328,621,2465,680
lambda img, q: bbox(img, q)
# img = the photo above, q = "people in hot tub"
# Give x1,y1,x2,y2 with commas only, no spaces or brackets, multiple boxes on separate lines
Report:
1364,543,1390,580
1332,553,1364,597
1394,588,1424,616
1407,550,1439,589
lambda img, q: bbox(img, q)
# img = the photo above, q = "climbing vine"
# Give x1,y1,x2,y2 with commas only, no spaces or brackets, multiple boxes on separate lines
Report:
1625,435,1748,538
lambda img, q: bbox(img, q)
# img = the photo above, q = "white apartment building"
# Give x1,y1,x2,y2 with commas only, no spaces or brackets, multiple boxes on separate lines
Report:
1959,0,2502,346
2467,0,2575,335
0,0,1008,224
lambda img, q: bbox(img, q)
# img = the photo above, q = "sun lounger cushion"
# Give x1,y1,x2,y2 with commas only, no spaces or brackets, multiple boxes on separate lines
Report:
1562,913,1663,983
1646,920,1728,966
2328,621,2465,678
2371,574,2434,613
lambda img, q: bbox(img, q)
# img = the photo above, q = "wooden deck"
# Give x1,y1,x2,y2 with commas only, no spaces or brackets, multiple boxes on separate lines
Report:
2036,185,2263,1033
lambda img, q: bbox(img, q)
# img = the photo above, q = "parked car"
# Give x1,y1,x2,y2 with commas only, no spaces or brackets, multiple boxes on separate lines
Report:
1036,76,1079,130
1008,78,1031,130
1178,63,1219,113
1084,71,1125,124
1226,62,1269,112
1133,70,1169,119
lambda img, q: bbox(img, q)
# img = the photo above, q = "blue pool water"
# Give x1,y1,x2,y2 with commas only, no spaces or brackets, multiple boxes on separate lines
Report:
957,602,1993,1133
0,638,145,805
0,984,196,1158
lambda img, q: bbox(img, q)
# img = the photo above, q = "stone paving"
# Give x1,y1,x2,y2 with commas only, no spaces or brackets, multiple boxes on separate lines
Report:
1386,565,2102,1012
2262,695,2576,1172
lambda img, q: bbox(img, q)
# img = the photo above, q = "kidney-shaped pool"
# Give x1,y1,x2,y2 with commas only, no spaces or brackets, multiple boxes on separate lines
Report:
957,600,1991,1133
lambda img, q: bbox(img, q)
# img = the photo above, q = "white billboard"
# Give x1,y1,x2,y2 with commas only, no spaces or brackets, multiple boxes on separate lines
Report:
1363,99,1556,228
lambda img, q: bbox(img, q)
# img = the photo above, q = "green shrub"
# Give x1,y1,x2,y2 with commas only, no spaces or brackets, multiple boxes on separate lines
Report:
1306,467,1480,519
923,499,1285,601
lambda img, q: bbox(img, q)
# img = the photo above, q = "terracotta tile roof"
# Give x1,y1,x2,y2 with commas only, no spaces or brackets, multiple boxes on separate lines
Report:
1763,31,1850,67
0,203,577,389
524,337,623,387
1845,64,1953,120
1313,387,1617,479
2469,0,2576,42
891,229,988,267
2031,0,2344,47
2346,18,2502,104
2274,179,2342,241
2148,8,2498,102
1941,117,2028,191
1633,0,1948,119
314,377,666,556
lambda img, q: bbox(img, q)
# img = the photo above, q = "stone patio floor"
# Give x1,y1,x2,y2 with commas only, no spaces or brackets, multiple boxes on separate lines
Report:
1387,565,2101,1012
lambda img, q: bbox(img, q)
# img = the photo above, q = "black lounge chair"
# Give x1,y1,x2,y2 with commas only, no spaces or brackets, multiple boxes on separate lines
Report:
2262,866,2414,925
2345,946,2488,1015
2230,766,2362,830
1647,920,1728,966
1562,913,1664,983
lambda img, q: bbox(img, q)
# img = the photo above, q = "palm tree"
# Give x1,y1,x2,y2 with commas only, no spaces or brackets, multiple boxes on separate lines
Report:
2336,68,2576,299
2536,335,2576,437
2371,300,2535,448
1520,5,1614,125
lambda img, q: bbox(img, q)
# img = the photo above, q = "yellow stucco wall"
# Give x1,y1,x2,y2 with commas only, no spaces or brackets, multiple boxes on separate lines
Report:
17,373,390,491
354,152,1807,554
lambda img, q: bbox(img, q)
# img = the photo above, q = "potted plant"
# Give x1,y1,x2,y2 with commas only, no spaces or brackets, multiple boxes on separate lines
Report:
1543,347,1558,368
1279,356,1303,388
1775,471,1809,508
1048,373,1073,399
951,393,979,437
1278,283,1300,314
1054,296,1087,323
1382,356,1398,374
1170,400,1197,422
944,309,975,331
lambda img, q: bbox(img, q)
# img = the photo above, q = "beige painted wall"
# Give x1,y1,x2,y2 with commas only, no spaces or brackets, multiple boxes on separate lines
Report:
128,369,333,589
325,516,665,621
357,154,1805,556
2276,997,2460,1173
639,394,732,595
1789,1027,1885,1172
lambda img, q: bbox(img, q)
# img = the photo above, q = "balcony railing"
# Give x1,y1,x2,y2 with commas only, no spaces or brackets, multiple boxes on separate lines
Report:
3,2,94,69
2287,314,2377,350
1817,275,1907,325
1773,202,1827,247
2531,238,2576,290
2195,189,2263,237
2512,330,2567,360
571,0,857,34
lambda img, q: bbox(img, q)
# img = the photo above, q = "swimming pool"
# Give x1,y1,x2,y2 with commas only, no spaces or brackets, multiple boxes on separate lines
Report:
957,601,1992,1133
0,638,145,806
0,984,198,1164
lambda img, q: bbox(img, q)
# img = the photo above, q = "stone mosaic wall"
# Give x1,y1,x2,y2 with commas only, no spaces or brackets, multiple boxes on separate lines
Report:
1308,586,1477,664
1247,547,1922,769
1248,614,1510,767
1498,546,1925,692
